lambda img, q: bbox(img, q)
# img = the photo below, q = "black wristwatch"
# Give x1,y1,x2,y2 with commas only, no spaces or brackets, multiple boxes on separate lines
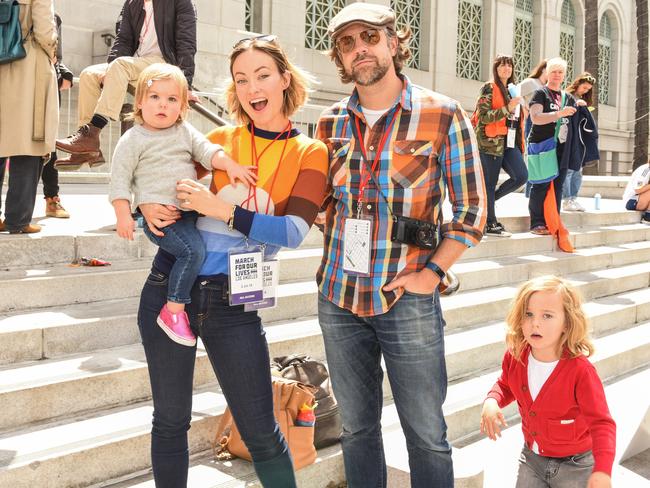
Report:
425,261,446,281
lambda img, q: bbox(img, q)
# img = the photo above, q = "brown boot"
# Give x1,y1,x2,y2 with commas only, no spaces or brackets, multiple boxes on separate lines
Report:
9,223,42,234
56,124,102,154
45,196,70,218
0,220,5,232
54,151,105,171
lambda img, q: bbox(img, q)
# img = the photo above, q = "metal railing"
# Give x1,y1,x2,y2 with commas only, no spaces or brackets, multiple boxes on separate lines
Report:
58,80,327,171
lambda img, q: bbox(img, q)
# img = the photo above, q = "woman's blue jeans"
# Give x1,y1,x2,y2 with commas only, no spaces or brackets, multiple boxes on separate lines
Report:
138,269,296,488
318,292,453,488
562,168,583,199
479,148,528,224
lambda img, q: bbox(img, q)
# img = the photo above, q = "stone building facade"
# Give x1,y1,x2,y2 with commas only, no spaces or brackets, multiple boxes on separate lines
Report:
57,0,642,172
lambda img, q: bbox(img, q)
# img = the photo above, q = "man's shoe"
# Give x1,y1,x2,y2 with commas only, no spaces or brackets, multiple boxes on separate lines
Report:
54,150,105,171
55,124,101,154
9,224,42,234
157,304,197,347
45,196,70,218
485,221,512,237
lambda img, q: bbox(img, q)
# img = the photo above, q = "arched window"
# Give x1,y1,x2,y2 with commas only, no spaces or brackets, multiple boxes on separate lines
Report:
560,0,576,84
456,0,483,80
391,0,422,69
513,0,533,82
598,13,612,105
305,0,345,50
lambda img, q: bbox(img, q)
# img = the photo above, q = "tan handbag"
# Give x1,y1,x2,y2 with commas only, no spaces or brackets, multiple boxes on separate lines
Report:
213,377,318,470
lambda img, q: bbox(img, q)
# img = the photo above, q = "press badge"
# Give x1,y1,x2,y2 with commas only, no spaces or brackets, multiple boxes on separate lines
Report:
244,260,279,311
343,217,372,276
507,127,516,148
228,247,264,305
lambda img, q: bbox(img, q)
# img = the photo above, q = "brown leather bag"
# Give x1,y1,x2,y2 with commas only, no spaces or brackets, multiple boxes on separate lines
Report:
272,355,343,448
212,377,318,470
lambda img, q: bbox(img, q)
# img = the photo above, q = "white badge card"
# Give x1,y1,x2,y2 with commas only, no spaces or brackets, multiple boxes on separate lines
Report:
245,260,279,311
228,248,264,305
343,217,372,276
507,127,516,148
558,122,569,143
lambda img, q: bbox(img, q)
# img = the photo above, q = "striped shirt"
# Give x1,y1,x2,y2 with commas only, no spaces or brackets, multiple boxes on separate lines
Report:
316,76,486,317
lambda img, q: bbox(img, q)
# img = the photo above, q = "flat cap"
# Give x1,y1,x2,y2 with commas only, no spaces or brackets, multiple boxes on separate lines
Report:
327,2,396,38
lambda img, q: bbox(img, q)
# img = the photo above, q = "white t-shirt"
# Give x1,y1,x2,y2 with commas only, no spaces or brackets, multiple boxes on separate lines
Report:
136,0,163,59
527,351,558,454
361,106,390,129
623,164,650,202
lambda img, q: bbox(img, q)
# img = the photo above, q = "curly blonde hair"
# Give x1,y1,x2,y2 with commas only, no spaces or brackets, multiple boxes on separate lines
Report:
506,275,594,361
225,37,314,125
132,63,189,125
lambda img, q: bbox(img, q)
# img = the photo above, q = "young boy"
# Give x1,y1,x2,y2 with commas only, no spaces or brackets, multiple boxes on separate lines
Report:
623,160,650,223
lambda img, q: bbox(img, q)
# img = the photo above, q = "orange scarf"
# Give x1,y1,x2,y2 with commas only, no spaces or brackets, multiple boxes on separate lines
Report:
543,181,574,253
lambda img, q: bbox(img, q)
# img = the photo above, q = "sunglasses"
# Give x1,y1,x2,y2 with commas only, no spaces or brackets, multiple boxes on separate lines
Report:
233,34,278,49
335,28,382,54
582,75,596,84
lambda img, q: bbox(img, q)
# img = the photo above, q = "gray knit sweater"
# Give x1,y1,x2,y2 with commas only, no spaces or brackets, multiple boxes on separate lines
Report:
108,122,221,210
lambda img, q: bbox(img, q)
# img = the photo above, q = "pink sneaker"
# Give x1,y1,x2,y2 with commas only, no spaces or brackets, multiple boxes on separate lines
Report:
156,305,196,346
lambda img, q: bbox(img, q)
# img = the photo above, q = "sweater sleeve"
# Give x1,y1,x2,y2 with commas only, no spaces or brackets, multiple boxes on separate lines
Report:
108,132,139,204
186,123,222,170
575,362,616,476
486,352,516,408
232,140,329,248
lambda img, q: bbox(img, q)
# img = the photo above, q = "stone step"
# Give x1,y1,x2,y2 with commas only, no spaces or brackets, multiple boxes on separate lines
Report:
2,321,648,488
2,281,648,434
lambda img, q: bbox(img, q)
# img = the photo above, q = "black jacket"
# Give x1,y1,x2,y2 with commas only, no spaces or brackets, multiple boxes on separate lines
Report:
560,106,599,171
108,0,197,85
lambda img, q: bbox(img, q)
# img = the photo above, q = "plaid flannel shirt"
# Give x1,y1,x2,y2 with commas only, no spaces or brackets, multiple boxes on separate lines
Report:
316,76,486,317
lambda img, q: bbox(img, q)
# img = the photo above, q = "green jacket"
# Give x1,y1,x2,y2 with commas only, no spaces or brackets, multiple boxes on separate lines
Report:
474,82,522,156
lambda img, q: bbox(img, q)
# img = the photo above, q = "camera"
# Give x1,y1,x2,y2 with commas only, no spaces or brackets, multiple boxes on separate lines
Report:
391,215,437,250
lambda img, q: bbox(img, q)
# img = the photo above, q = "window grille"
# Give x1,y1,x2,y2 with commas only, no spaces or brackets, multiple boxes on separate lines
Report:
305,0,346,50
455,0,483,80
245,0,253,32
391,0,422,69
598,14,612,105
513,0,533,82
559,0,576,83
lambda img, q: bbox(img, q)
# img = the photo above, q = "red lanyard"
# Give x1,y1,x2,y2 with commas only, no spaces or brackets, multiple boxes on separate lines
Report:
353,108,401,210
241,121,292,215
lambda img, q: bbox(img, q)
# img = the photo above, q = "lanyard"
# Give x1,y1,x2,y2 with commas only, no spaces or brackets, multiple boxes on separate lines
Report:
241,122,291,215
353,107,401,218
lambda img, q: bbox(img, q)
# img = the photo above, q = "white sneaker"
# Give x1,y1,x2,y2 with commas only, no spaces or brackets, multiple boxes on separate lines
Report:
562,199,577,211
571,198,586,212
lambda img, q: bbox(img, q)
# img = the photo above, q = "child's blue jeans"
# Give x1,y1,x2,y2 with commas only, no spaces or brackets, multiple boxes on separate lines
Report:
143,210,205,304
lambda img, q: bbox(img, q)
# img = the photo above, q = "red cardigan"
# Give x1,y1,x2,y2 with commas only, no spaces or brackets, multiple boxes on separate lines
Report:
487,346,616,475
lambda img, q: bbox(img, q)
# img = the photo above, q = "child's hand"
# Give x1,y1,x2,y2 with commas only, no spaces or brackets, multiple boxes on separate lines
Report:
116,215,135,241
480,398,507,440
587,472,611,488
223,158,257,188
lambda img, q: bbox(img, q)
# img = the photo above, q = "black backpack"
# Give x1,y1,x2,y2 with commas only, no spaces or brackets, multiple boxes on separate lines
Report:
0,0,26,64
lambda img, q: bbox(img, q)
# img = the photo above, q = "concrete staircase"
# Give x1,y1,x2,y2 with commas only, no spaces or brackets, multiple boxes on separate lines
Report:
0,187,649,487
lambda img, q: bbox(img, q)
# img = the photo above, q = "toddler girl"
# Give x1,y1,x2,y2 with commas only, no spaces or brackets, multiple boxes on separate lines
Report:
109,63,255,346
481,275,616,488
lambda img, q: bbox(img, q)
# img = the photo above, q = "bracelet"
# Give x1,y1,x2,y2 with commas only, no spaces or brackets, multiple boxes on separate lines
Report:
227,205,236,231
425,261,446,281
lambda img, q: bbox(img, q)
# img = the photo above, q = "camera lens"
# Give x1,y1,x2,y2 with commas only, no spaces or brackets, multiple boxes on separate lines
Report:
417,226,434,246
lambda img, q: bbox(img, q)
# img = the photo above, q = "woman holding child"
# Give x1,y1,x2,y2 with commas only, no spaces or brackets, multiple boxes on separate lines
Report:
136,37,328,487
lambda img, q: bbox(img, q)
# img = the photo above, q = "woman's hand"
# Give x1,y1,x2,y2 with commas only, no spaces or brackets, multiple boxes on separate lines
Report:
587,472,611,488
139,203,181,237
176,179,231,221
558,106,577,118
507,96,523,112
480,398,507,440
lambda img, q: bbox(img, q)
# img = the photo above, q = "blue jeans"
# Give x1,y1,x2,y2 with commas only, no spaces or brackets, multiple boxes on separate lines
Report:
562,169,583,199
143,211,205,304
479,148,528,224
516,445,594,487
138,269,296,488
318,292,453,488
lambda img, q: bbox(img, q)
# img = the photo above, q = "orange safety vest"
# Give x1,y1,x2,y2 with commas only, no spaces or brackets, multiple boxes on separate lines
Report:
484,82,525,152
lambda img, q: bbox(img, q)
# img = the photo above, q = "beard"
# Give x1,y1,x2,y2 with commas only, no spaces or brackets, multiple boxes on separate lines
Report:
347,54,391,86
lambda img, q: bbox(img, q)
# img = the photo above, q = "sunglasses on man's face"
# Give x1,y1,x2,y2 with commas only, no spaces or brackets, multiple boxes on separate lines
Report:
335,28,382,54
233,34,278,49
